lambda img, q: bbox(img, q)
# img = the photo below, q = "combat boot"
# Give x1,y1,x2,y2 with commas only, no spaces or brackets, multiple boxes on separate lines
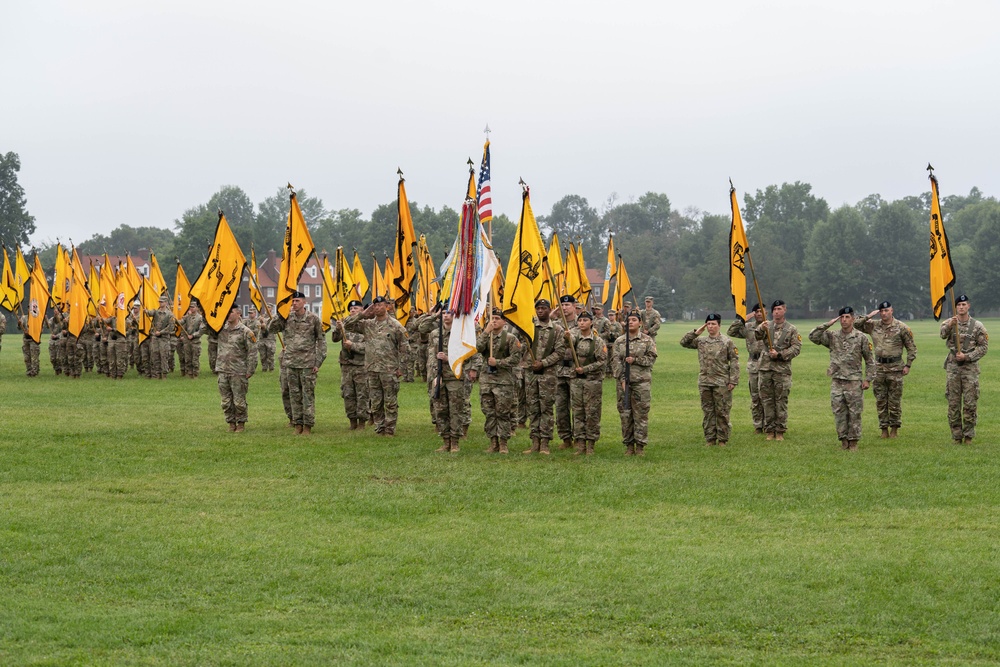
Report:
450,438,460,453
880,428,889,439
585,440,594,455
840,439,849,450
235,423,245,432
485,437,499,453
765,433,775,441
847,440,858,451
349,419,358,430
301,425,312,436
294,424,303,434
436,439,450,453
775,433,785,441
625,444,635,456
498,440,509,454
754,428,763,435
574,439,586,456
228,423,237,432
964,436,973,444
717,441,726,448
559,438,573,450
523,437,540,454
539,440,551,455
889,427,899,438
636,444,645,456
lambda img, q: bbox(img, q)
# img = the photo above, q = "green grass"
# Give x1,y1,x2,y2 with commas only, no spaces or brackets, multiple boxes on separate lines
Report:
1,320,999,665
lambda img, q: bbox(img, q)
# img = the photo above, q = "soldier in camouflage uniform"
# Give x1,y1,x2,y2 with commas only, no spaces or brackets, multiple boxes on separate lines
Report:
344,295,408,436
244,308,262,359
754,300,801,440
940,294,989,444
423,309,468,452
179,303,205,378
257,309,276,371
809,307,875,450
523,299,567,454
554,294,579,449
18,314,41,377
569,311,607,455
513,327,530,428
477,308,522,453
101,314,128,379
80,316,96,372
612,311,658,455
269,291,327,435
682,313,740,446
330,300,369,430
403,314,419,382
641,296,662,339
47,308,65,375
126,303,140,373
146,294,176,379
727,303,767,433
215,304,257,432
207,329,219,375
855,301,917,438
94,316,109,376
604,310,624,378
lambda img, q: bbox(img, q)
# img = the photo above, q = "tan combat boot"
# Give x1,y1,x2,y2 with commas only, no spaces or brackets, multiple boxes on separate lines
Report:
294,424,303,434
559,438,574,450
539,440,551,455
349,418,358,430
498,440,509,454
235,423,245,433
436,439,450,453
765,433,775,441
636,444,645,456
775,433,785,441
523,437,540,454
841,439,849,450
485,437,499,453
889,427,899,438
228,423,237,432
625,444,635,456
717,441,726,448
450,438,460,453
585,440,595,455
964,436,973,444
880,428,889,439
301,425,312,436
847,440,858,451
574,439,586,456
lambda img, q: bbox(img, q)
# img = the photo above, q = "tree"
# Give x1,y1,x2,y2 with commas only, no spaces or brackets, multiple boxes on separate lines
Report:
804,206,870,312
0,152,36,246
254,187,328,255
866,201,925,316
78,224,176,258
956,200,1000,311
538,195,603,260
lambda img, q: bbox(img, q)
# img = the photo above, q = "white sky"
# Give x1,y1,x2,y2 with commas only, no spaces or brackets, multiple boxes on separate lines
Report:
2,0,997,245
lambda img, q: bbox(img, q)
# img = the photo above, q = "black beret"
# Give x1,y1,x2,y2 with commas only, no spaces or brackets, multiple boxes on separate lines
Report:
291,290,306,299
838,306,854,316
751,303,762,312
535,299,550,308
771,300,785,310
348,300,363,309
577,311,593,321
626,311,642,321
956,294,969,303
878,301,892,310
705,313,721,323
559,295,576,303
372,295,387,304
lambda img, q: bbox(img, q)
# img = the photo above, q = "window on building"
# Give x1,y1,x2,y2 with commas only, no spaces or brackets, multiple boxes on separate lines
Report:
303,285,310,297
267,288,274,298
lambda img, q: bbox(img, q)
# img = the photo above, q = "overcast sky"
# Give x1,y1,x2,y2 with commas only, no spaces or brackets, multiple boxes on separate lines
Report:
3,1,997,246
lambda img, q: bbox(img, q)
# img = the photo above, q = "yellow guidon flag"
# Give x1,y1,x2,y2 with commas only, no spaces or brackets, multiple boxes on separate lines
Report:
415,234,438,312
276,188,317,318
27,253,51,344
173,259,191,323
729,183,750,322
392,174,418,326
189,211,248,333
371,254,387,300
248,246,265,314
928,168,956,320
612,254,633,312
602,233,616,305
0,245,18,311
352,249,369,300
502,185,547,342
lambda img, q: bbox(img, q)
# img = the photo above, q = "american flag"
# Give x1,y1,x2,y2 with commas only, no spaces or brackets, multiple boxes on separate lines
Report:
477,140,492,226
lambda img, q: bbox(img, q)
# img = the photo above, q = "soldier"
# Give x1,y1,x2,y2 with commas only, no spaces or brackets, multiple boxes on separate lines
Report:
126,302,140,373
523,299,566,454
569,311,607,455
809,307,875,450
727,303,767,433
554,294,579,449
146,294,176,379
179,303,205,378
512,326,530,429
424,309,468,452
18,313,40,377
257,307,276,371
477,309,522,453
330,300,369,430
940,294,989,444
855,301,917,438
641,296,662,339
215,304,257,432
403,313,419,383
80,315,96,372
268,291,327,435
102,313,128,380
681,313,740,447
344,295,408,436
47,307,65,376
207,329,219,375
604,309,624,377
612,311,658,456
754,300,802,441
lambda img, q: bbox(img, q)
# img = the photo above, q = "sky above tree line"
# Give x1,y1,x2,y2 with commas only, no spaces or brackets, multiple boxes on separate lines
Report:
2,1,998,246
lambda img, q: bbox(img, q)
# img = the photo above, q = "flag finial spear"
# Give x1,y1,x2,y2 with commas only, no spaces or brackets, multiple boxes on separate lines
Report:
484,124,491,139
467,157,474,170
926,163,935,173
729,177,734,190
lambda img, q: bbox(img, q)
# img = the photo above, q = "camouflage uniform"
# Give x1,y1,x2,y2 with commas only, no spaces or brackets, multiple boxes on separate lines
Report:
554,312,578,446
269,308,327,428
477,327,522,451
612,331,658,454
125,312,140,372
403,316,420,382
215,317,257,428
569,329,607,449
330,323,369,426
604,318,624,377
809,322,874,445
426,321,468,449
146,306,176,378
179,310,205,378
345,312,408,435
680,329,740,444
727,317,767,431
258,312,276,371
278,347,292,423
641,307,662,338
855,315,917,431
754,320,802,435
207,330,219,375
81,317,96,372
102,316,129,379
20,315,40,376
48,312,65,375
524,318,566,452
243,313,262,370
94,317,109,376
513,328,530,427
940,317,989,442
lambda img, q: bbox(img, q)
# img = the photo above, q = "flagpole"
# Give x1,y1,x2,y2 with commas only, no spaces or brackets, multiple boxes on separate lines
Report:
730,180,772,350
542,256,581,369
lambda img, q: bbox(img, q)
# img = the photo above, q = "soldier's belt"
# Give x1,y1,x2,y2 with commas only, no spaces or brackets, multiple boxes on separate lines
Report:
877,356,902,364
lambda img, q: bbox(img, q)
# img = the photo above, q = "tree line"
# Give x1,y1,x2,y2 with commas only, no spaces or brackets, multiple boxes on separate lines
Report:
4,149,997,319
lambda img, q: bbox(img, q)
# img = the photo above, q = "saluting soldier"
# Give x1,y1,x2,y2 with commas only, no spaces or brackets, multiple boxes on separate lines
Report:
754,300,802,441
681,313,740,447
523,299,566,455
330,300,369,430
612,311,658,456
727,303,767,433
855,301,917,438
477,309,522,454
344,295,408,436
269,291,328,435
568,310,607,455
940,294,989,444
215,304,257,432
809,307,875,450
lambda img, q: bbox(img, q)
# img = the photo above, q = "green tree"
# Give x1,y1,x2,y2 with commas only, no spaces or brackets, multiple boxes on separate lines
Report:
0,152,36,246
254,187,328,255
954,200,1000,311
866,201,925,316
538,195,603,260
78,225,176,258
804,206,869,312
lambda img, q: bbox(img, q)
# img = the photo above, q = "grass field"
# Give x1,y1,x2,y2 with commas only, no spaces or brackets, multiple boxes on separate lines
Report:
1,319,999,665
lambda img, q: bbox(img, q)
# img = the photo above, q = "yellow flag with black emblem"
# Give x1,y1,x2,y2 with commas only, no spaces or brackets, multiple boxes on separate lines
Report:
277,190,317,318
928,169,956,320
502,186,547,341
729,184,750,322
189,211,247,333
